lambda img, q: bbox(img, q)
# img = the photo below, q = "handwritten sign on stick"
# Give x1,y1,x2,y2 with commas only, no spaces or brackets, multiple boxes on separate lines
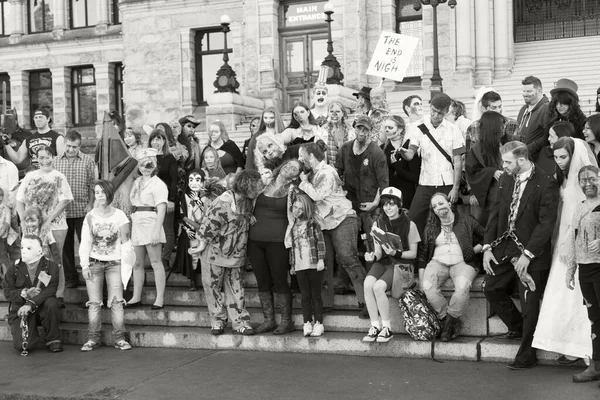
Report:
366,32,419,82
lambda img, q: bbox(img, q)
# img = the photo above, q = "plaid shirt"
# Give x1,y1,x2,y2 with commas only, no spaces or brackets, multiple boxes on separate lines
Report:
290,218,326,268
324,122,356,166
54,151,96,218
465,117,520,152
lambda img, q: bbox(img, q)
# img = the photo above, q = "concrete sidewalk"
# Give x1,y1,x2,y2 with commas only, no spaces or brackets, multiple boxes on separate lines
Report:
0,342,597,400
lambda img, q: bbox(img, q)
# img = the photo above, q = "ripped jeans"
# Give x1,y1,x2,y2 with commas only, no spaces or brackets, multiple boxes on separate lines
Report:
422,260,477,319
84,260,126,343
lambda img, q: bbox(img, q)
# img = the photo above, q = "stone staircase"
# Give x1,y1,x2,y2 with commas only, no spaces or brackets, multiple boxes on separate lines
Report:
0,268,577,365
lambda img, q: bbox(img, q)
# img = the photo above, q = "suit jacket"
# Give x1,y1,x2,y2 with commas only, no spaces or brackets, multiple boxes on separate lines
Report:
3,257,59,316
484,166,559,271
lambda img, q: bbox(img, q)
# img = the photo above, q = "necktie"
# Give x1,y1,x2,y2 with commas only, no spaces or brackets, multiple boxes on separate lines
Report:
507,177,522,232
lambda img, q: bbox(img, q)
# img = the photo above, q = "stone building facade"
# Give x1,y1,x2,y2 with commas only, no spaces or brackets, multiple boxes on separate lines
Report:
0,0,577,138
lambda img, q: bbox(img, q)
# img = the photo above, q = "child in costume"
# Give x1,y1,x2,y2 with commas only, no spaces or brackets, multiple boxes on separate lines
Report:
21,206,61,265
201,146,226,179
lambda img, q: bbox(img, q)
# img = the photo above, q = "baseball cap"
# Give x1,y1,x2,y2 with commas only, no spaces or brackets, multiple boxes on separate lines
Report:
354,115,373,130
34,109,51,119
380,187,403,204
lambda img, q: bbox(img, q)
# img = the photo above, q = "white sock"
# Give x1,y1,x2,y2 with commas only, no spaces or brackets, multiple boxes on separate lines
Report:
382,320,391,329
371,321,381,329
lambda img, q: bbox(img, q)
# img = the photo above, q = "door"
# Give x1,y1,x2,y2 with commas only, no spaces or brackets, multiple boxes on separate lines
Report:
282,32,328,111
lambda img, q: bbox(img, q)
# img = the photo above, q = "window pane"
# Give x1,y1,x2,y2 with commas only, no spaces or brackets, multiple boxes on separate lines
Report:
70,0,87,28
75,85,97,125
397,0,422,19
0,74,11,108
112,0,119,24
1,1,12,36
202,54,222,102
80,67,95,84
399,20,423,77
286,41,305,72
30,71,53,127
209,32,225,51
29,0,53,32
311,39,327,71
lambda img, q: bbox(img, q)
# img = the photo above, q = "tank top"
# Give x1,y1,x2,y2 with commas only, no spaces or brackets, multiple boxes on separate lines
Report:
25,130,61,169
249,193,288,242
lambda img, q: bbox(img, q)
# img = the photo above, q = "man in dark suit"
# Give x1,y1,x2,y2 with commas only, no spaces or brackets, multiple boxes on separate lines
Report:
482,141,559,370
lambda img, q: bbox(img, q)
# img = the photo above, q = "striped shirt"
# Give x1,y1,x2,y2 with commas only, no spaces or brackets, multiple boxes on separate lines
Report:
54,151,96,218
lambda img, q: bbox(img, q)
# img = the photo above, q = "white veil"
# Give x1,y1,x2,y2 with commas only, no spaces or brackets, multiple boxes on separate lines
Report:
560,138,599,238
471,86,495,122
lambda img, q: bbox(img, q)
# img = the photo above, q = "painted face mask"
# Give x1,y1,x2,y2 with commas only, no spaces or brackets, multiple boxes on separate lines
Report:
21,238,44,265
139,158,156,175
188,173,204,192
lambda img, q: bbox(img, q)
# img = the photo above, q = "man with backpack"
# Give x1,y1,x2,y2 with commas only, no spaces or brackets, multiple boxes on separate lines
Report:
399,93,466,234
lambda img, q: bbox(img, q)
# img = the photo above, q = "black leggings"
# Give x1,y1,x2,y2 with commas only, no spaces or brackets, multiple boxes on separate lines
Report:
248,240,290,294
579,278,600,360
296,269,324,323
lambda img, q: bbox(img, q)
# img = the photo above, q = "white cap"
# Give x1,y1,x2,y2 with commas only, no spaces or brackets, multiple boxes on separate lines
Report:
135,147,159,161
380,186,402,203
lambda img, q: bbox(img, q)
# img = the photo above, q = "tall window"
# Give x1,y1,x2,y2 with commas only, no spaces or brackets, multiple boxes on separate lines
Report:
28,0,54,33
72,66,97,126
113,63,124,119
29,70,53,126
112,0,119,24
396,0,423,79
70,0,98,28
0,0,12,36
0,74,11,109
195,28,232,105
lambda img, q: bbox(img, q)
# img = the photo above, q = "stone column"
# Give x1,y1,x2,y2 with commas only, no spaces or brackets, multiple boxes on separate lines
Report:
256,0,282,109
493,0,510,77
95,0,110,35
180,29,196,115
8,71,30,129
52,0,67,39
94,63,115,139
474,0,492,85
456,0,473,71
8,0,25,44
50,67,72,134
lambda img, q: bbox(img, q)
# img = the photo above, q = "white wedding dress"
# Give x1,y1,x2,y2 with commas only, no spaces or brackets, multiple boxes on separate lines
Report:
533,139,597,358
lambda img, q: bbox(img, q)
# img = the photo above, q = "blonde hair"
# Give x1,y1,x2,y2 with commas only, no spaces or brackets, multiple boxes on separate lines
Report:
291,193,315,221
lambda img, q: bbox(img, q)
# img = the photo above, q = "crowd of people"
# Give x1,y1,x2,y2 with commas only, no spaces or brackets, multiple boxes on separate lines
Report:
3,77,600,383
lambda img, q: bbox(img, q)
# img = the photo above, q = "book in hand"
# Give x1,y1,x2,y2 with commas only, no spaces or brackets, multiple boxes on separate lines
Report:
371,226,402,252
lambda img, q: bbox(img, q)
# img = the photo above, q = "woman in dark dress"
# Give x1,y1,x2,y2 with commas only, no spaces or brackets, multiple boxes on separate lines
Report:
280,102,327,146
148,129,179,270
249,159,301,335
205,121,245,175
380,115,420,209
465,111,508,226
546,79,587,140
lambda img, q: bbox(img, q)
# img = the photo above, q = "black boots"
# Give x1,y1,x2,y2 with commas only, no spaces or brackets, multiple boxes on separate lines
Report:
256,292,277,334
440,315,462,342
273,293,294,335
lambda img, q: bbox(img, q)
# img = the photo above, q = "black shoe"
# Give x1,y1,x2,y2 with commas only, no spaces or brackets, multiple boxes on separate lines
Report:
493,330,522,340
151,304,164,310
126,301,142,308
558,355,583,365
507,360,537,370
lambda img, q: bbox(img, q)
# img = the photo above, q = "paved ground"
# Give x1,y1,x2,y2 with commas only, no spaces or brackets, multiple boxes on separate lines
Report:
0,342,597,400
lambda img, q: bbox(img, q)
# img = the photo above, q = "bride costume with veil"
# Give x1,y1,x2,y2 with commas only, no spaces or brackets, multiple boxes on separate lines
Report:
533,138,598,358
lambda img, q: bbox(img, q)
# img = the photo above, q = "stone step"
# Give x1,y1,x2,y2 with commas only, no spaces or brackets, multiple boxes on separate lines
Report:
0,322,581,366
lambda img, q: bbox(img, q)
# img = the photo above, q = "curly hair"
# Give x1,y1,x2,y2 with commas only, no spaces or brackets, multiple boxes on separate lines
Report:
423,192,454,246
232,169,263,198
547,91,586,135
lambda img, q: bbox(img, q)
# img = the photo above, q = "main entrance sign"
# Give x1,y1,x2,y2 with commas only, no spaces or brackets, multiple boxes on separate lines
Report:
283,1,328,27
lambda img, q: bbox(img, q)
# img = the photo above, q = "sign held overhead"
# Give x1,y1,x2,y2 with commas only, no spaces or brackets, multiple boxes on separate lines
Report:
366,32,419,82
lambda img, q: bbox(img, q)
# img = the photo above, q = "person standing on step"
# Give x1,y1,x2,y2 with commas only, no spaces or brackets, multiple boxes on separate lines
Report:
418,193,484,342
362,187,420,343
53,130,96,289
289,193,326,337
249,160,301,335
402,95,424,128
399,93,465,234
127,148,168,310
566,165,600,383
482,141,559,370
4,108,65,171
516,76,551,162
298,140,367,318
193,170,264,336
78,180,132,352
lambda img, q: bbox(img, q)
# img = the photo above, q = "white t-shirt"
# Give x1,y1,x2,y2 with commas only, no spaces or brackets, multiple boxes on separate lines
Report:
79,208,130,267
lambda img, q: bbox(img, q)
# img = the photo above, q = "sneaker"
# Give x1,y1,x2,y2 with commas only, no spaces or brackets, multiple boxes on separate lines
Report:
211,324,225,335
303,322,313,337
362,326,380,342
237,324,255,336
310,322,324,337
81,340,99,352
114,340,132,351
376,326,393,343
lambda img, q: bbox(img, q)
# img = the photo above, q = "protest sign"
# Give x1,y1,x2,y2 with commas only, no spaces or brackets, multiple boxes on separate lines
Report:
366,32,419,82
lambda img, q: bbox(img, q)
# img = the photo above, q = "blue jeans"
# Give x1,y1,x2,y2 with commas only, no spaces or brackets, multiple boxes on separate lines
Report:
324,215,366,303
85,260,126,343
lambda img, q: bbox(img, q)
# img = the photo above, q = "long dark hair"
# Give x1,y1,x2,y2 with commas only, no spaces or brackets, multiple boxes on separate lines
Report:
479,111,506,168
423,192,455,245
156,122,176,147
552,136,575,179
548,91,586,135
287,102,317,129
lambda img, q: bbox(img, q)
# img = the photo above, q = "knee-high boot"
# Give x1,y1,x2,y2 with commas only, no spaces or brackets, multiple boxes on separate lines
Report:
256,292,277,333
273,293,294,335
